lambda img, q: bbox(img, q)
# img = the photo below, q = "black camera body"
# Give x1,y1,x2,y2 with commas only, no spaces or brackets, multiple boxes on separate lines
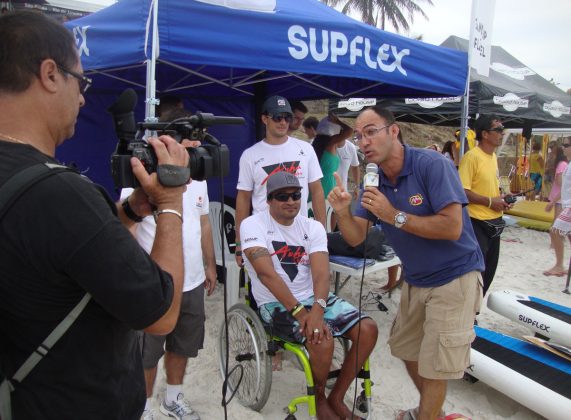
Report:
108,89,242,189
504,194,517,205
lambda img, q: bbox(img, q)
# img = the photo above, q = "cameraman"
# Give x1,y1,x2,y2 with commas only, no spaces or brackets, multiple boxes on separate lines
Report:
0,12,188,419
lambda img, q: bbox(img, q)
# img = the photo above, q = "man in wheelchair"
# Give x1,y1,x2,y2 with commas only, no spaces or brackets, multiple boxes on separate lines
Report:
240,171,378,419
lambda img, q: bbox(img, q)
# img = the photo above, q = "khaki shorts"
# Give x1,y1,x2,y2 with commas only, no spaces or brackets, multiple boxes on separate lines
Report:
388,271,483,380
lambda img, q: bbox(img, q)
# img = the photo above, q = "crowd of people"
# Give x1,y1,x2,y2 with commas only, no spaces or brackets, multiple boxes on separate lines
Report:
2,10,570,420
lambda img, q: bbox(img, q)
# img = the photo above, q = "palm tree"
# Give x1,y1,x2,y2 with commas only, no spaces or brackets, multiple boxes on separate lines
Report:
321,0,433,33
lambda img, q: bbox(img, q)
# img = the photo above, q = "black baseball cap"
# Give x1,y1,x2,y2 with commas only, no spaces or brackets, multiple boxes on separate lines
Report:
262,95,293,116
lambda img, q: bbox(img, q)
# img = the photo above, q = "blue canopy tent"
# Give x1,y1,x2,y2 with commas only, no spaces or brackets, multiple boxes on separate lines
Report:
60,0,468,199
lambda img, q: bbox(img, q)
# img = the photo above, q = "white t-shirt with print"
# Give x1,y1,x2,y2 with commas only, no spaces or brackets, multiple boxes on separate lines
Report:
336,140,359,190
237,137,323,216
241,210,328,306
121,181,209,292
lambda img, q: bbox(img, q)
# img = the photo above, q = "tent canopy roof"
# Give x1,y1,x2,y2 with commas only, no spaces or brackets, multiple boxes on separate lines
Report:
68,0,468,101
331,35,571,128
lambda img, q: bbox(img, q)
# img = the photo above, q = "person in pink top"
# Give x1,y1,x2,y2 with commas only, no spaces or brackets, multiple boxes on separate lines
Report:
544,141,569,276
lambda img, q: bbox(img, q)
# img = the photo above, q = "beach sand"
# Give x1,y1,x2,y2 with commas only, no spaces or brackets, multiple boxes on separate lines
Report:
149,224,569,419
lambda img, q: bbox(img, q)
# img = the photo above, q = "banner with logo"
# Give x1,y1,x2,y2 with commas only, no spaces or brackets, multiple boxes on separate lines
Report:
66,0,468,98
469,0,496,77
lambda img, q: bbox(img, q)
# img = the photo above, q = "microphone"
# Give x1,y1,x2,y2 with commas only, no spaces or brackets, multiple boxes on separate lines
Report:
363,163,379,188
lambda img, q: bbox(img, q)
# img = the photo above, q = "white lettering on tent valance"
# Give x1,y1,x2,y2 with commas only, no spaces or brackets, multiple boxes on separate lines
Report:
493,93,528,112
543,101,571,118
338,98,377,112
73,26,90,57
490,63,535,80
405,97,462,109
287,26,410,76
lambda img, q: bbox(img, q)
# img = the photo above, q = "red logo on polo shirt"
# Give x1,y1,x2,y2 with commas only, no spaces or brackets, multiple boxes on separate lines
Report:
409,194,423,206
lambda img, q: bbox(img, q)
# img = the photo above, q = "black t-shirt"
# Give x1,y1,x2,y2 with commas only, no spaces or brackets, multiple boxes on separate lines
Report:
0,142,174,419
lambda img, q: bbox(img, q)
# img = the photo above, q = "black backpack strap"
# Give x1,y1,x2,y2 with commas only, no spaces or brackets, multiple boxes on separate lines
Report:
0,162,90,420
0,163,73,220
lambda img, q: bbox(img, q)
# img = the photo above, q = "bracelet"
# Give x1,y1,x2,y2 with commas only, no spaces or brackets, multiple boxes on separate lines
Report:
154,209,183,223
122,196,143,223
235,241,241,246
235,250,243,257
487,197,492,208
290,302,303,317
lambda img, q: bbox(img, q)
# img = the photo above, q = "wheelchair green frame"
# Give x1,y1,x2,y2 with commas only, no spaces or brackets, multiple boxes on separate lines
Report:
218,298,373,419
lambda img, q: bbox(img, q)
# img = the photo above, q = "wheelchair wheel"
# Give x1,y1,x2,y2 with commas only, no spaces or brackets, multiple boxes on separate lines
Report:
218,303,272,411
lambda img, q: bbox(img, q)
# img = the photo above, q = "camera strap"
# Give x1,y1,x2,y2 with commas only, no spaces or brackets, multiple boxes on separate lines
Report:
0,162,91,420
157,163,191,187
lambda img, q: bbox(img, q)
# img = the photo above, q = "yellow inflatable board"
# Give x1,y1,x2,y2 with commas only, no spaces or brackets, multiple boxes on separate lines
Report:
508,215,552,232
505,200,554,223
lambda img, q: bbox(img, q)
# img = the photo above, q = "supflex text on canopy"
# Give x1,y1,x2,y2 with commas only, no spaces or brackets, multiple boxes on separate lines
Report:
288,25,410,76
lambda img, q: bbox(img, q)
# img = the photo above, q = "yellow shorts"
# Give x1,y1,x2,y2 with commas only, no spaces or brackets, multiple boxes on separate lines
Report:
388,271,483,380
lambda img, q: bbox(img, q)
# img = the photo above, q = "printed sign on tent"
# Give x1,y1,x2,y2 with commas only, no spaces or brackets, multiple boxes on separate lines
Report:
469,0,496,77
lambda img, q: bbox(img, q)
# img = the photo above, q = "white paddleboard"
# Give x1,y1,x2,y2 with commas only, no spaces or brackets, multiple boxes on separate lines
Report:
487,289,571,347
468,327,571,420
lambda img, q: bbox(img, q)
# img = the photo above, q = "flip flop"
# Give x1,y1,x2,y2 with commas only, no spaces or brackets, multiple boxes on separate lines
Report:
543,270,567,277
439,414,472,420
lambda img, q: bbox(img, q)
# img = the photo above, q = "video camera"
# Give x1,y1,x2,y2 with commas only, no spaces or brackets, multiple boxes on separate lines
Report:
108,88,245,189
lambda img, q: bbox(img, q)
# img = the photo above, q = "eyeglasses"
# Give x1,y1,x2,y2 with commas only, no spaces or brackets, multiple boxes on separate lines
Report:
57,64,92,95
353,123,393,143
562,144,571,148
271,191,302,202
269,114,293,123
485,125,505,134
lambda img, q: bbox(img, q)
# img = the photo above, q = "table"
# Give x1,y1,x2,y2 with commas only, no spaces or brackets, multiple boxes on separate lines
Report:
330,257,401,294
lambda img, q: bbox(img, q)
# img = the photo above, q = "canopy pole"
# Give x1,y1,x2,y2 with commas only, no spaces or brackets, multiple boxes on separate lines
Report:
145,0,159,123
459,65,471,159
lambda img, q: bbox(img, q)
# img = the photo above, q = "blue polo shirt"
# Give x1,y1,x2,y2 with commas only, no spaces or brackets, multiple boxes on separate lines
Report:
355,146,484,288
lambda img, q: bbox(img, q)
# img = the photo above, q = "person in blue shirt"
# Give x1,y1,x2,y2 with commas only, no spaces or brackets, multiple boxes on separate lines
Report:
327,106,484,420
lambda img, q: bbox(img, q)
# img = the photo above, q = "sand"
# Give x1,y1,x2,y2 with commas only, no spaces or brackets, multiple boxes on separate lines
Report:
149,224,570,419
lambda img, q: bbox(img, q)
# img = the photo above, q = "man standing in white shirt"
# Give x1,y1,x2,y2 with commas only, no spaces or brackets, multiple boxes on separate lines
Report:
336,139,360,199
235,96,326,266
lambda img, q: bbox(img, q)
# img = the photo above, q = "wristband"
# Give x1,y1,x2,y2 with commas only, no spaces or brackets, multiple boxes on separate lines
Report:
290,302,303,317
235,250,243,257
122,196,143,223
154,208,183,223
487,197,492,208
235,241,241,246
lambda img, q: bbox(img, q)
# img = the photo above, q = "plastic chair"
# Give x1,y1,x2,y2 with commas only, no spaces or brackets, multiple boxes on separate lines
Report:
209,202,241,307
218,280,372,419
307,201,335,232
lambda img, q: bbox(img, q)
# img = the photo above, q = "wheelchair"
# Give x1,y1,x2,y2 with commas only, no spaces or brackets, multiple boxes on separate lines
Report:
217,273,373,419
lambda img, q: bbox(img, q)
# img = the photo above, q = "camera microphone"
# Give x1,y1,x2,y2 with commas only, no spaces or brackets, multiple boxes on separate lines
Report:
363,163,379,188
108,88,138,145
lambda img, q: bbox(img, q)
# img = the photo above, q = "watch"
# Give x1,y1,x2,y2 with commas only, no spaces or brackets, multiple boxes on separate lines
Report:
314,298,327,310
394,211,407,229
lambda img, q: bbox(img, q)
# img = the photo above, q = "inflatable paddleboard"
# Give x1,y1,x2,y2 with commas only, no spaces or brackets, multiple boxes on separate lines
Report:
467,327,571,420
487,290,571,347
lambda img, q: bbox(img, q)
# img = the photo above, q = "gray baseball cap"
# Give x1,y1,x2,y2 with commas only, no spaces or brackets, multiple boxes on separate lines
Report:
262,95,293,116
266,171,301,195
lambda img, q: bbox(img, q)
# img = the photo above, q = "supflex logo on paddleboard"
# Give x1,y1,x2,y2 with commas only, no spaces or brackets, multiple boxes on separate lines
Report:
518,314,550,332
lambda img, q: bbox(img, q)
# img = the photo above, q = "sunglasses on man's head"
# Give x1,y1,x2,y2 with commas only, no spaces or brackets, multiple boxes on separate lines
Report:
485,125,505,133
269,114,293,123
271,191,302,202
563,143,571,148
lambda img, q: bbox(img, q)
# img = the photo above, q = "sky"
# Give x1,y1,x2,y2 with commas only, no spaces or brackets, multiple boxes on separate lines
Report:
78,0,570,93
393,0,571,93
